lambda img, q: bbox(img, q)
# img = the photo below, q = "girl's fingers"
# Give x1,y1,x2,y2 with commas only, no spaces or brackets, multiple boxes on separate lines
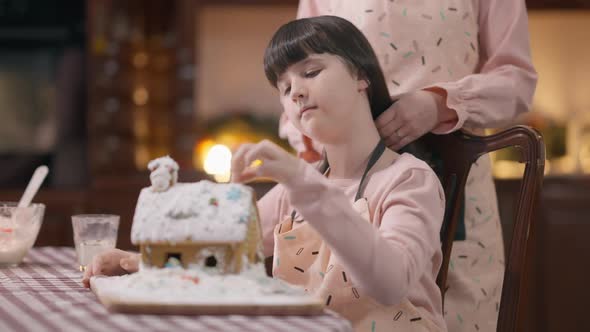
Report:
231,143,255,182
232,140,297,183
242,141,280,167
231,142,272,183
233,159,277,183
231,143,254,170
234,167,261,184
120,257,134,272
91,255,104,276
82,267,92,288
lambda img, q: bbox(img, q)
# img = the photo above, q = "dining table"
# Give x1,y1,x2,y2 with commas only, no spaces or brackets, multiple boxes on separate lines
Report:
0,247,353,332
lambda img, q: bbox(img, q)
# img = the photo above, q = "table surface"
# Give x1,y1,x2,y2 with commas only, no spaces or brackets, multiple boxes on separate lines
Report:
0,247,353,332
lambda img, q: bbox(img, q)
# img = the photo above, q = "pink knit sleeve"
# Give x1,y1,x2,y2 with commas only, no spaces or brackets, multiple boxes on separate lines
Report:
284,162,445,305
256,184,285,257
430,0,538,133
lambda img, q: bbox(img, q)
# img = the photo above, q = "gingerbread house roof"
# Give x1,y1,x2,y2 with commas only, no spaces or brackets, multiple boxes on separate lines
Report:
131,180,257,245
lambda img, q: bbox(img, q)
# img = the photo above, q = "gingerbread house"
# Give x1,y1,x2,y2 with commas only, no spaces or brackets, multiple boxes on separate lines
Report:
130,156,262,273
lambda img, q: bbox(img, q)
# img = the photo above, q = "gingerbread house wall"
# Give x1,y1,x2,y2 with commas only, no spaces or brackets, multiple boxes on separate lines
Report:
137,188,263,272
140,242,246,272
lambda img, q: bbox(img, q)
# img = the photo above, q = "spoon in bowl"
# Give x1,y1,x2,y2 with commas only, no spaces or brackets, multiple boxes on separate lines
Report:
17,165,49,208
0,166,49,232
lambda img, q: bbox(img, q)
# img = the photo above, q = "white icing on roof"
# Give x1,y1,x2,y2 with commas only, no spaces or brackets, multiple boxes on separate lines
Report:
131,180,255,244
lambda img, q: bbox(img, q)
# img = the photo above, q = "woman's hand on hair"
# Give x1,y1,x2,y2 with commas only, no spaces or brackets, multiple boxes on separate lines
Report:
375,90,455,151
231,140,303,186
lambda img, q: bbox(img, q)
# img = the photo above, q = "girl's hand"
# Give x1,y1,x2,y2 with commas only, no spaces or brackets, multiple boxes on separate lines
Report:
376,90,454,151
82,249,140,288
231,140,303,185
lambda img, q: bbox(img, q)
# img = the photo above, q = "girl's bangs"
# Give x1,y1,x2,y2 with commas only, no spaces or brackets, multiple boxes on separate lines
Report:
264,22,329,87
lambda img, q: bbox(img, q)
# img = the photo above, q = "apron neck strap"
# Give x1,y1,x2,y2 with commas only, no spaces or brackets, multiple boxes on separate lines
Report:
291,139,386,221
355,139,386,201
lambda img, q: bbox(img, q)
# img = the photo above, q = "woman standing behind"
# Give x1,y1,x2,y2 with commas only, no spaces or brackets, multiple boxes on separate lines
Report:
279,1,538,331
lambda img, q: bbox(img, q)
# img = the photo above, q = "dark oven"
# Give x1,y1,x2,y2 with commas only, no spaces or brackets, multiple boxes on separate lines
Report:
0,0,86,187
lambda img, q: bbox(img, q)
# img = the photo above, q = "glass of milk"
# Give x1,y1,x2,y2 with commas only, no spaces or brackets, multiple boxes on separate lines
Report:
0,202,45,267
71,214,119,271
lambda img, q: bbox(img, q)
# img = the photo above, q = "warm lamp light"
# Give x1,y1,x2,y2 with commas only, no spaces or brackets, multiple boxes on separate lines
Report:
203,144,232,182
133,87,149,106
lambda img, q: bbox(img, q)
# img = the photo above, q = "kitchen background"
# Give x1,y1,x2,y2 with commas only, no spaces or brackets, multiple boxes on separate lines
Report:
0,1,588,331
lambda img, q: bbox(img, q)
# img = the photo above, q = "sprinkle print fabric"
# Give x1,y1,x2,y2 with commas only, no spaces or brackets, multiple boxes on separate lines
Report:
308,0,480,100
273,198,442,331
443,155,504,332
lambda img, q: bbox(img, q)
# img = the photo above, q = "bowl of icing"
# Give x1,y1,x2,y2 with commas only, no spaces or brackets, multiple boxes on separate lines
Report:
0,202,45,266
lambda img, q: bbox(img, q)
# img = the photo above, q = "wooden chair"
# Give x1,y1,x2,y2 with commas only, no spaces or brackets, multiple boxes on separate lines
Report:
424,125,545,332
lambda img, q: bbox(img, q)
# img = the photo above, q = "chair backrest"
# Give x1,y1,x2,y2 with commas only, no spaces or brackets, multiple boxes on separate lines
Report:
424,125,545,332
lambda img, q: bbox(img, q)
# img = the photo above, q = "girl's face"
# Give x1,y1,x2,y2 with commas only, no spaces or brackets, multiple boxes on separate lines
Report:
276,53,368,144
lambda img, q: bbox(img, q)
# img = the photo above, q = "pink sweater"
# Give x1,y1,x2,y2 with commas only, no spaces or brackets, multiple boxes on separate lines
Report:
258,152,446,327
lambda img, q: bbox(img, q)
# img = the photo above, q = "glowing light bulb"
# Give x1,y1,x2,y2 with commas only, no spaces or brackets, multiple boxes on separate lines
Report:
203,144,232,182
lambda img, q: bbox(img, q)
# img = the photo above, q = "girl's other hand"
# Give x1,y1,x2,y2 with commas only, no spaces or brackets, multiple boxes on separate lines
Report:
231,140,302,185
376,90,454,151
81,249,140,288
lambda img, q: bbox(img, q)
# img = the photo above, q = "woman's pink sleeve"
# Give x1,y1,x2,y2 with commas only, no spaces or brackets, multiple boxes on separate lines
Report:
256,184,285,257
431,0,538,133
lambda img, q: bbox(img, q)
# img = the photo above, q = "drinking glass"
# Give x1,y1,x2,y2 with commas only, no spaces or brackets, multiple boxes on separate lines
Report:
72,214,119,271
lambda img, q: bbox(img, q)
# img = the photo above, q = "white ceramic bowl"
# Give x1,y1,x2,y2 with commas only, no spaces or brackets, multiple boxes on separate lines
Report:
0,202,45,266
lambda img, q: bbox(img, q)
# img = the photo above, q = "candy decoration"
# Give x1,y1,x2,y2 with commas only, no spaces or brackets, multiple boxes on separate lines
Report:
226,188,242,201
164,257,182,268
180,275,200,284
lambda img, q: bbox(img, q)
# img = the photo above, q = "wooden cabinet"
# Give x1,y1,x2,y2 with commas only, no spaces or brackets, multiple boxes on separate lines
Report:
87,0,198,180
496,176,590,332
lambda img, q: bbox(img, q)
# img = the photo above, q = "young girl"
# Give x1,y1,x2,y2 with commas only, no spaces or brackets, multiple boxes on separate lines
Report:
232,16,446,331
83,16,446,331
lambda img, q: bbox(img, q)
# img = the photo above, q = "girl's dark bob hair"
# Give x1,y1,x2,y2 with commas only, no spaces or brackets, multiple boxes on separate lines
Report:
263,15,392,119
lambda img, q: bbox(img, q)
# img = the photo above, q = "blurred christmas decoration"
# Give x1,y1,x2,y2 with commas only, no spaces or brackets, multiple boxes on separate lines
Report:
491,112,566,178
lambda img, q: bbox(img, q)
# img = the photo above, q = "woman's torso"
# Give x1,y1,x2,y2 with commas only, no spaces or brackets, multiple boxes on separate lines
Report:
308,0,480,102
